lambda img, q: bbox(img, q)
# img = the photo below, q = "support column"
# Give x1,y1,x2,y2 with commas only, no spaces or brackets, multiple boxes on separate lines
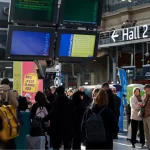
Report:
77,73,81,87
107,56,110,81
131,53,133,66
142,43,145,65
91,72,94,85
113,57,117,84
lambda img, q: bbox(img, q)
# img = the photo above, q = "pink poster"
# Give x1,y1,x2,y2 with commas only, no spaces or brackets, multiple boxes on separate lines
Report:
22,62,43,102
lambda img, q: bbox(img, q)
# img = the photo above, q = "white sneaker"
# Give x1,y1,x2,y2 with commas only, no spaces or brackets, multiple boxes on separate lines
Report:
141,145,150,149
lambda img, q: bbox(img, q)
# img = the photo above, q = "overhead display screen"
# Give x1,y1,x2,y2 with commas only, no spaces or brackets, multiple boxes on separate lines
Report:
56,29,99,61
59,0,103,27
11,31,51,56
9,0,58,25
6,25,55,60
59,34,95,57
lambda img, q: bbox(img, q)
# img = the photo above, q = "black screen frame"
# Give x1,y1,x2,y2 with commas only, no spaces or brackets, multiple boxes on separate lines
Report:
56,29,99,62
59,0,104,28
6,25,55,61
9,0,58,26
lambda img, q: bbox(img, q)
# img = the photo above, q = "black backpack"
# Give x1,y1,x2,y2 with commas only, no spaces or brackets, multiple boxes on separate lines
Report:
85,108,106,143
30,117,45,137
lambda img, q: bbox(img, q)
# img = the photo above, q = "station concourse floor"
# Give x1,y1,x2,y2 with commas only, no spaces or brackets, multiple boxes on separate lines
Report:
53,131,147,150
80,132,147,150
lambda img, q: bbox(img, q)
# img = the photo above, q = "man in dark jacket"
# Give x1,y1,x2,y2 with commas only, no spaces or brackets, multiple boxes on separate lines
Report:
79,86,92,107
102,83,115,113
50,86,73,150
112,87,121,139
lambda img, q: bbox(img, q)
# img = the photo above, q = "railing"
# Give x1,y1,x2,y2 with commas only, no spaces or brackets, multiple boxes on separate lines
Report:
103,0,150,13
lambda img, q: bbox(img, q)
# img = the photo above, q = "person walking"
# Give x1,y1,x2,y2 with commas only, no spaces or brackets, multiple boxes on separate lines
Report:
130,87,145,148
112,87,121,139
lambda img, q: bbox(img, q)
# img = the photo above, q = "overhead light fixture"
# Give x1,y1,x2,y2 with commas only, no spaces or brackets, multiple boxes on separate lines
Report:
5,67,12,69
121,0,131,1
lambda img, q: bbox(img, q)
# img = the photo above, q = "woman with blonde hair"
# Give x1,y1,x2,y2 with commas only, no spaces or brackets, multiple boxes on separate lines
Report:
81,89,118,149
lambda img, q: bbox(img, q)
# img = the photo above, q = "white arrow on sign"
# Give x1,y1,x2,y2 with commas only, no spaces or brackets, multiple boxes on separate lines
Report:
111,30,119,42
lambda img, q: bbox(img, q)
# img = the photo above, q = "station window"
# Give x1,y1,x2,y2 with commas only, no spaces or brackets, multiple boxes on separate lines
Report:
0,71,3,78
5,70,13,78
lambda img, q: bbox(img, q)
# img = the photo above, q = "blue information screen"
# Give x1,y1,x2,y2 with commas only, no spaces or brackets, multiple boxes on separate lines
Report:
10,31,51,56
59,33,96,57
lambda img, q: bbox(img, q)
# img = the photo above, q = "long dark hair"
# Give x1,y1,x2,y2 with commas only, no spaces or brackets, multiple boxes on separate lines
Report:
35,91,47,105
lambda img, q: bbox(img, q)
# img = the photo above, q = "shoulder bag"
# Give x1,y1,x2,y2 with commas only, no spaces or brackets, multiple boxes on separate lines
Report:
138,96,149,118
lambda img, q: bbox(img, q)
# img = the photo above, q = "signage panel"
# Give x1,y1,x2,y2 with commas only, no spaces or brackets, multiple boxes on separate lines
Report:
143,65,150,78
122,66,136,79
111,24,149,43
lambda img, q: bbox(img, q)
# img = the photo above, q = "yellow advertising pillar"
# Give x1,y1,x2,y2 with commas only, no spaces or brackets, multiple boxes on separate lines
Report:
13,62,22,95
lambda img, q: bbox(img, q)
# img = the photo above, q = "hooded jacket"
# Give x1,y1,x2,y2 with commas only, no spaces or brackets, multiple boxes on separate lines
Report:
0,84,18,108
130,87,142,121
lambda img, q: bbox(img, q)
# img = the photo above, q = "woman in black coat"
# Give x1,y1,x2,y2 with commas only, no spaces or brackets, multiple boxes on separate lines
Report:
81,89,118,150
72,91,86,150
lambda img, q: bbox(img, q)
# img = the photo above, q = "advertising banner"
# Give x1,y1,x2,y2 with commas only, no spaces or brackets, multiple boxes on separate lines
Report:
118,68,128,95
13,62,22,95
22,62,43,101
23,73,38,93
118,68,128,131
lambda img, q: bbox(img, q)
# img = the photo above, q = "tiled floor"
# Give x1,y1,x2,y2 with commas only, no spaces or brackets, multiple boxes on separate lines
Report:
81,133,148,150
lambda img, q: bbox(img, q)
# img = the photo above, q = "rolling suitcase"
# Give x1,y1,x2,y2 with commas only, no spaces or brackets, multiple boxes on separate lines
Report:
26,135,50,149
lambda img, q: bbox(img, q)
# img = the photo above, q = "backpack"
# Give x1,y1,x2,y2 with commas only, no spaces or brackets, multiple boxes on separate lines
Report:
30,106,50,136
35,106,50,127
30,117,45,137
0,105,20,141
85,108,106,143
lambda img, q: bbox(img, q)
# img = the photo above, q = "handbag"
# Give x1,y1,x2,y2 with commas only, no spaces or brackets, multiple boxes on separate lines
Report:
138,96,149,118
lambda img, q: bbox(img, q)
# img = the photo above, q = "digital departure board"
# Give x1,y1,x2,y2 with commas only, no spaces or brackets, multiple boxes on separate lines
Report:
59,34,95,57
59,0,104,28
9,0,58,25
6,25,55,60
56,29,99,62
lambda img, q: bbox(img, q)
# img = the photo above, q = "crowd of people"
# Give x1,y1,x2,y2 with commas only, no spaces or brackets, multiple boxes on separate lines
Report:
0,77,150,150
30,82,119,150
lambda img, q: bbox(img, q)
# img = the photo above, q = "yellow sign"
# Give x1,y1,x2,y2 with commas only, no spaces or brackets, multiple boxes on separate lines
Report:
13,62,22,95
23,73,38,93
